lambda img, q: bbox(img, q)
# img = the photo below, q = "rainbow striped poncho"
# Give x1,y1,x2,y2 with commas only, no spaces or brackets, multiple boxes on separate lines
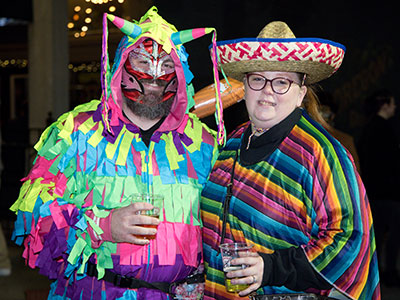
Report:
201,109,380,300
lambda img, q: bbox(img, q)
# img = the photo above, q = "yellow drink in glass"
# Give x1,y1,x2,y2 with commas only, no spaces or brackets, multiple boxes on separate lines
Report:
219,242,254,293
223,266,249,292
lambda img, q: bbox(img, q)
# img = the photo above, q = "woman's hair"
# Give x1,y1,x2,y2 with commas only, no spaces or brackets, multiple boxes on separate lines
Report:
295,72,331,130
301,84,332,130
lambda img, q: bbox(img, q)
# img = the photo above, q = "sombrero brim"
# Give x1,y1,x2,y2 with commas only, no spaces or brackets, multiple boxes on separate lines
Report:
213,38,346,84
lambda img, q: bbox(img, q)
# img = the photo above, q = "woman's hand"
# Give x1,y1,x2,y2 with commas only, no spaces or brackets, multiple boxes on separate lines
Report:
226,252,264,296
111,202,161,245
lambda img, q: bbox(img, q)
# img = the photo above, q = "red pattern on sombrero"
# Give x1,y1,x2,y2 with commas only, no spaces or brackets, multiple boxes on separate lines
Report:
279,49,295,61
248,46,263,60
238,43,252,59
278,42,289,52
317,47,326,59
303,48,314,59
213,21,346,84
269,45,282,58
296,43,309,53
260,42,272,52
218,41,344,70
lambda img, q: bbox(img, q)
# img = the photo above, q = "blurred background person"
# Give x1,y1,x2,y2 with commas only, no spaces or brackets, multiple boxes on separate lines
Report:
359,89,400,287
318,90,361,173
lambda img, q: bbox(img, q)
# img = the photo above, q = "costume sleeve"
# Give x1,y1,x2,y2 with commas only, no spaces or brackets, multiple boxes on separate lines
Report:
259,247,331,291
301,135,379,300
84,209,115,248
10,101,117,280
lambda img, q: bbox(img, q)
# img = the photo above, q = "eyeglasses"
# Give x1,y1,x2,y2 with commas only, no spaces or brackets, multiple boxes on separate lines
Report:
245,73,301,94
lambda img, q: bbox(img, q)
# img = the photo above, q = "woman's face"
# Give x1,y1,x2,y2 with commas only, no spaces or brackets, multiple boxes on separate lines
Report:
244,71,307,129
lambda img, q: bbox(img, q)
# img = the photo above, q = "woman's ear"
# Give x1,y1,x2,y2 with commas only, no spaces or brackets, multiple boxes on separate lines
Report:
297,85,307,107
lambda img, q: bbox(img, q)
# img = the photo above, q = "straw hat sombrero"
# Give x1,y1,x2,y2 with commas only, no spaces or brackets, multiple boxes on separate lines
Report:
215,21,346,84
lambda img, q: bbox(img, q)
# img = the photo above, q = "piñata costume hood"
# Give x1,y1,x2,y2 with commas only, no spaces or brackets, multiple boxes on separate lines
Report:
11,7,223,299
100,7,225,145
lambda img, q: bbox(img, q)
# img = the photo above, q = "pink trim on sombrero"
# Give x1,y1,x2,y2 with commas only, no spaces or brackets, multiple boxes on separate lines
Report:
217,40,345,72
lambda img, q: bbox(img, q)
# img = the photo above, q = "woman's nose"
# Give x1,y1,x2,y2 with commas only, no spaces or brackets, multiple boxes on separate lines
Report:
262,81,274,94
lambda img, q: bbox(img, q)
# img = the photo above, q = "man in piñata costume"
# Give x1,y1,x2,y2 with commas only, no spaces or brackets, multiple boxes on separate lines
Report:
10,6,225,300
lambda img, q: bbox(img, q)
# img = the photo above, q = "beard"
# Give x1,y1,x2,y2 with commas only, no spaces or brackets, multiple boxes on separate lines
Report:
124,90,174,120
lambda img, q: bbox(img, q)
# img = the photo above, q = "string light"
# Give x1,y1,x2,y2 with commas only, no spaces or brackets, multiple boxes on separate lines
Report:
68,0,123,38
0,60,100,72
0,59,28,68
68,62,101,73
83,0,114,3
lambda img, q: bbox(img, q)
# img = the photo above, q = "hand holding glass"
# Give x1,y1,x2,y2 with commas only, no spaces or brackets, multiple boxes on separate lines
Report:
130,193,163,239
219,242,254,293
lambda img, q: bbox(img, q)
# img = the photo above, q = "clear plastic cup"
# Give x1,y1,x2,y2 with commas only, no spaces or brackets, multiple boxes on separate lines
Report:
130,193,163,239
219,242,254,292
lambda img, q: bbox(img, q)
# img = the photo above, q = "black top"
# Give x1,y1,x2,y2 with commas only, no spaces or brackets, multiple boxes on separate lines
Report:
240,108,302,165
140,117,165,147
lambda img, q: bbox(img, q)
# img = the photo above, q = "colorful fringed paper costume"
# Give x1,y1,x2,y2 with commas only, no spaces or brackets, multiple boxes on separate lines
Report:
11,7,223,300
201,110,380,300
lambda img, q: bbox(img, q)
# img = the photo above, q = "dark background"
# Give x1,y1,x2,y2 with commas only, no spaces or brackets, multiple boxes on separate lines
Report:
154,0,399,137
2,0,399,138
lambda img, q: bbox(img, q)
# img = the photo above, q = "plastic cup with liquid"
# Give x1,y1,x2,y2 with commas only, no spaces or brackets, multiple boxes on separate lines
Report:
219,242,254,293
130,193,163,239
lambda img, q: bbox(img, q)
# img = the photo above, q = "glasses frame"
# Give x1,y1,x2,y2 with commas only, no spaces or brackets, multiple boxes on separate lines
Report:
245,73,302,95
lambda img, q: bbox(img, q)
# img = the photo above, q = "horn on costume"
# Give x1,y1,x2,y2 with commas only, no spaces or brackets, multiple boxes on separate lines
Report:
171,28,214,45
106,13,142,39
171,26,227,146
100,13,143,134
172,27,226,146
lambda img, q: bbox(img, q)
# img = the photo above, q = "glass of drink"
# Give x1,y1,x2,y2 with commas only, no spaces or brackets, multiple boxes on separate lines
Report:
130,193,163,239
219,242,254,293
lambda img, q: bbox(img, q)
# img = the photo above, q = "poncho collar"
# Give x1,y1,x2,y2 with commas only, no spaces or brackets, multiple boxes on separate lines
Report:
240,107,302,165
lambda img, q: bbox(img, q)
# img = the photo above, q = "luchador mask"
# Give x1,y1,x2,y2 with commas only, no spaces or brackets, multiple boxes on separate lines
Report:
121,39,178,103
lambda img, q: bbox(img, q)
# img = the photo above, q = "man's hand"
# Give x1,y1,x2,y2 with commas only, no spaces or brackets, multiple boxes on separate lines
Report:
111,202,161,245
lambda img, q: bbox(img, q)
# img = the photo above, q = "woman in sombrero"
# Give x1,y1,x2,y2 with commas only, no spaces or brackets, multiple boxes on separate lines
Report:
201,21,380,300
